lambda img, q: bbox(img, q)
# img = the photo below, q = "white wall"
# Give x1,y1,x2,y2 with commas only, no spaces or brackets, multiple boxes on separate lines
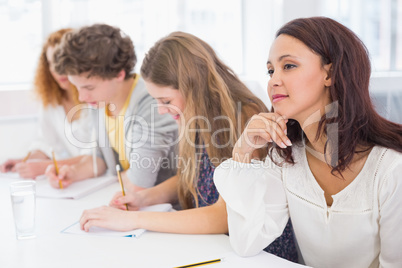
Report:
0,117,38,162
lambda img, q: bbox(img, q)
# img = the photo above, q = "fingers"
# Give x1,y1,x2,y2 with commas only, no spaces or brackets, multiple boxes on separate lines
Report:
79,206,131,232
15,162,41,179
247,113,291,149
109,191,124,208
58,165,70,179
109,192,135,211
15,163,31,178
57,166,71,188
80,208,102,232
1,159,19,172
46,165,63,188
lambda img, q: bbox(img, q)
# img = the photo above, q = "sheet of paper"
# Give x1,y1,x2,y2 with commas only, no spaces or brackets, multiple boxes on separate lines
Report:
61,203,173,238
36,176,117,199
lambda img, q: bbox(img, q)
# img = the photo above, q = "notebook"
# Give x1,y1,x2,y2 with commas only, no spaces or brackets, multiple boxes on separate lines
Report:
61,203,173,238
36,175,117,199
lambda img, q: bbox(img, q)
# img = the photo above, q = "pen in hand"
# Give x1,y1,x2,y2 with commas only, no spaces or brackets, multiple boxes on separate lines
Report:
116,165,129,211
22,151,31,163
51,150,63,189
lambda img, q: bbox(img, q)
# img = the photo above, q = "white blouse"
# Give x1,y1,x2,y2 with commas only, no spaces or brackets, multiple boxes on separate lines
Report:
29,104,93,159
214,145,402,267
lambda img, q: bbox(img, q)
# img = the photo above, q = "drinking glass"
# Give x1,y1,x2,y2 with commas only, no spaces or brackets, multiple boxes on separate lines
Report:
9,180,36,240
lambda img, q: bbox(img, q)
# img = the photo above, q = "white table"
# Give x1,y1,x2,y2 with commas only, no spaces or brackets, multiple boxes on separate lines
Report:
0,176,305,268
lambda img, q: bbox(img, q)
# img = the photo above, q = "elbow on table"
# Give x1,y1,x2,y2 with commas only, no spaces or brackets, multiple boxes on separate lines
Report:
230,240,263,257
228,231,265,257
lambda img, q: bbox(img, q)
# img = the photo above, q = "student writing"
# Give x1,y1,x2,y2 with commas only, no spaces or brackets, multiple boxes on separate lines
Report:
0,28,92,179
79,31,298,262
46,24,178,190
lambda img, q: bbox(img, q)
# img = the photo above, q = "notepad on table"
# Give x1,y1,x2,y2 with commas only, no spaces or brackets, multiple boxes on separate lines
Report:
61,203,173,238
36,175,117,199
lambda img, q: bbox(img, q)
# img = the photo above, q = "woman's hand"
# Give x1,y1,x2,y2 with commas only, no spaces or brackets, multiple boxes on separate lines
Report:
14,161,49,178
109,190,143,211
233,112,292,162
79,206,138,232
45,164,76,188
0,159,22,173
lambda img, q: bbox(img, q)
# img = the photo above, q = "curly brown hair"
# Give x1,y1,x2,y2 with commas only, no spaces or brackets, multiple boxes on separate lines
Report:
54,24,136,80
34,28,80,107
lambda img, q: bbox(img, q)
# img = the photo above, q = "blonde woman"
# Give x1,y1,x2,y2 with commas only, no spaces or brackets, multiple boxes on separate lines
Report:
0,28,91,178
79,32,298,262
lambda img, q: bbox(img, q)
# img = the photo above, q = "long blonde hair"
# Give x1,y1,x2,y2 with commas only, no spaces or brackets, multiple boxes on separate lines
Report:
34,28,80,107
141,32,268,208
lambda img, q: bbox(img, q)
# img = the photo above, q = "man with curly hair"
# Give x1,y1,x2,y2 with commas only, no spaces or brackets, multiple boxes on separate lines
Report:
46,24,178,192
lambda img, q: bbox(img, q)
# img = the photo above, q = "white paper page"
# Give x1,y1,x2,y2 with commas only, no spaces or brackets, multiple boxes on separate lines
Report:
36,176,117,199
61,203,173,238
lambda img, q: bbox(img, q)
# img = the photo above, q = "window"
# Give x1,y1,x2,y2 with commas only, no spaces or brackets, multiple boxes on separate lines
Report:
321,0,402,72
0,0,42,88
0,0,243,90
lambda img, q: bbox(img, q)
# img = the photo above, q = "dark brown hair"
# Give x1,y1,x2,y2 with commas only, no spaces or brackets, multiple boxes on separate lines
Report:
54,24,136,79
141,31,268,208
270,16,402,174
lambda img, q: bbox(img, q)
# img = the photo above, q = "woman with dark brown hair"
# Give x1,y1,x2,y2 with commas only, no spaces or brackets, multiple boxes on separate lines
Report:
0,28,91,179
214,17,402,267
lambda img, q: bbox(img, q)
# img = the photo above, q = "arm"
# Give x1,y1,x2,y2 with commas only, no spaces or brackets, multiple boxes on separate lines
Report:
214,159,289,257
378,158,402,267
45,155,107,188
212,112,291,256
80,195,228,234
14,155,89,179
134,196,228,234
111,174,180,210
0,150,49,173
81,174,228,234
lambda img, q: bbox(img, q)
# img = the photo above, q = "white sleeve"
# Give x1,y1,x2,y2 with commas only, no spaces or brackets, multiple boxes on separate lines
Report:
214,158,289,257
28,106,55,157
378,160,402,267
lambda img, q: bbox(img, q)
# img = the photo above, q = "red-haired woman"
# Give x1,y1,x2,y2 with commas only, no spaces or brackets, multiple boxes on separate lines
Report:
0,28,91,178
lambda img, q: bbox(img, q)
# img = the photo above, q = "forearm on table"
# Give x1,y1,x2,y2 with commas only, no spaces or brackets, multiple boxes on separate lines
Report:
57,155,88,165
71,155,106,181
137,175,179,207
28,150,50,160
29,155,91,167
135,196,228,234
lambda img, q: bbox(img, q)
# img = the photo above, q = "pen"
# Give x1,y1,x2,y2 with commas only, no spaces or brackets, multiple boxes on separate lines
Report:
51,150,63,189
22,151,31,162
116,165,129,210
174,258,222,268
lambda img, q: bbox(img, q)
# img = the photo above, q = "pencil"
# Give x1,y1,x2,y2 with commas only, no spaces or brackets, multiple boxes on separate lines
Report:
116,165,129,210
22,151,31,162
51,150,63,189
174,258,222,268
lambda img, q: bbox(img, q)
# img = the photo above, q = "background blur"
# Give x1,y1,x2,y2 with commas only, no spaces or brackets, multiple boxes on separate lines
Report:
1,0,401,160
